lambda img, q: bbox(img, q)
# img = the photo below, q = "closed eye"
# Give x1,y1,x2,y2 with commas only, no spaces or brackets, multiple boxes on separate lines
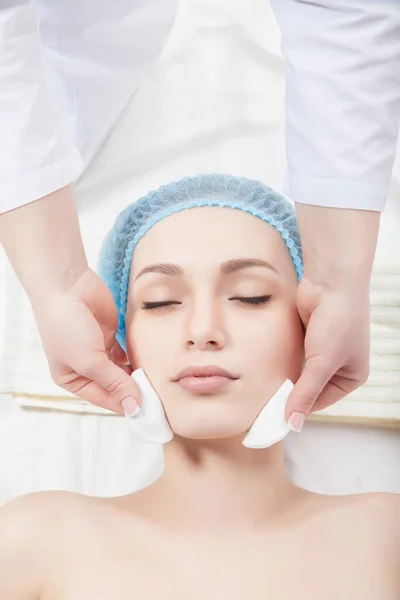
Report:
230,295,272,305
141,301,181,310
141,296,272,310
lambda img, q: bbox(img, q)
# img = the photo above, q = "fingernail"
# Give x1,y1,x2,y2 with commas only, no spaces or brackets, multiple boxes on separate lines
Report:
288,411,306,433
122,397,140,417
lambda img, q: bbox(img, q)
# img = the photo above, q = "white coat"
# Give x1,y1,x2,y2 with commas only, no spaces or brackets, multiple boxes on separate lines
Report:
1,0,399,213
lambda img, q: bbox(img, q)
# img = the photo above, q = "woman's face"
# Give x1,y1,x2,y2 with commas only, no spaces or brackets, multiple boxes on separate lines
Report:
126,207,304,440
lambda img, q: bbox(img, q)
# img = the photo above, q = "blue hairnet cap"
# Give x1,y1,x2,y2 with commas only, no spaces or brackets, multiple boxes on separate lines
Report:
98,173,303,351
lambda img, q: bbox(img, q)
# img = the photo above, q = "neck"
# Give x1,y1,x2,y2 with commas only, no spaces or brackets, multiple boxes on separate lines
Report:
139,435,299,532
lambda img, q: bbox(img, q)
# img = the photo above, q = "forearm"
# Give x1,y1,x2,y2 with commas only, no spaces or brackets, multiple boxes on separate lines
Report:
0,185,88,302
296,204,380,290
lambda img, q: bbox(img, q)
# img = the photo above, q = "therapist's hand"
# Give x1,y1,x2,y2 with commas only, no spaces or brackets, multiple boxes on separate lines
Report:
33,268,139,413
0,185,141,414
286,277,370,431
285,204,380,431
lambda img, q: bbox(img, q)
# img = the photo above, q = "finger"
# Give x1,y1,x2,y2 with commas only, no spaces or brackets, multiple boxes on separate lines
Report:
70,376,124,414
110,340,128,365
310,372,362,413
79,354,142,414
108,349,133,376
309,381,349,413
285,357,333,424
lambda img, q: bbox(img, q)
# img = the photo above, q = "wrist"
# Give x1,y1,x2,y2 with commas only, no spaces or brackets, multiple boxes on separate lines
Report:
0,185,88,302
295,203,380,291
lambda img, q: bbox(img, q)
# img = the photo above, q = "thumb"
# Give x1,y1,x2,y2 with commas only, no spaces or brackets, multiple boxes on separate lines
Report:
80,354,142,414
285,357,332,427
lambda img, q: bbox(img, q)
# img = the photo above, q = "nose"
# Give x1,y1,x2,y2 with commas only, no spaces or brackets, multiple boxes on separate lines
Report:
185,298,225,351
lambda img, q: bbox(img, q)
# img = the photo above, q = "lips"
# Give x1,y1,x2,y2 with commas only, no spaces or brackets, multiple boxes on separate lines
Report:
173,365,239,381
173,366,239,393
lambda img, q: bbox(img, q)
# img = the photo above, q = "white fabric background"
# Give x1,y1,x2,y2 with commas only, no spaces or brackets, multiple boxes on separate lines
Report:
0,0,399,506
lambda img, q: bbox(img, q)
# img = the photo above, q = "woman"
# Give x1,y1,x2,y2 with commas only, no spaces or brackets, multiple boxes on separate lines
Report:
1,0,395,417
0,175,398,599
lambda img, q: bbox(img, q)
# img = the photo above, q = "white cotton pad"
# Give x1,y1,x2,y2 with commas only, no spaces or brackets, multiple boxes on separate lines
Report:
125,368,174,444
242,379,294,449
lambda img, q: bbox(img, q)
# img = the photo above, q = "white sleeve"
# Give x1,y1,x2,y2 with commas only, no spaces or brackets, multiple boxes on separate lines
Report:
0,1,83,214
270,0,400,211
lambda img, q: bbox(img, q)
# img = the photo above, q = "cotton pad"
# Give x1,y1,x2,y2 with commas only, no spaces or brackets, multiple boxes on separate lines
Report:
125,371,295,448
242,379,294,449
125,369,174,444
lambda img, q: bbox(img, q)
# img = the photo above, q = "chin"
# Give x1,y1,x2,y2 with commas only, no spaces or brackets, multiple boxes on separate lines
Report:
172,424,247,441
166,407,253,441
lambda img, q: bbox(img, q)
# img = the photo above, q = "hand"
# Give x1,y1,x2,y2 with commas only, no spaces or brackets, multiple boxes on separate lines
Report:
32,268,141,414
285,276,370,430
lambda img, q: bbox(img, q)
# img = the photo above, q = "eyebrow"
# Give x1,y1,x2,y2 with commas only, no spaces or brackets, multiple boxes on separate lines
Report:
134,258,278,281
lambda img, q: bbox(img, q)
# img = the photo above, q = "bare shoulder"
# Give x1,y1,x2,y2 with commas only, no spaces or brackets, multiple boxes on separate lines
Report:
324,490,400,526
307,489,400,546
350,491,400,528
0,490,110,548
354,493,400,570
305,490,400,589
0,491,88,555
0,491,85,598
329,492,400,558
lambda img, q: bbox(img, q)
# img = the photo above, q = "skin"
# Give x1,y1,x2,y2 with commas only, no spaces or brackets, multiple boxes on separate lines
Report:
0,186,140,412
0,185,380,424
286,204,380,422
126,207,304,439
0,207,398,600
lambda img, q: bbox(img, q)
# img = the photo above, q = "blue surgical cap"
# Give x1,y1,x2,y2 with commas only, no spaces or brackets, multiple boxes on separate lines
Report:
98,173,303,352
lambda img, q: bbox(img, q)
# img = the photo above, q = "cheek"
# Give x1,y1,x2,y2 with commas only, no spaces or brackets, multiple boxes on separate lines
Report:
276,308,304,381
126,316,174,374
235,305,304,384
127,316,183,408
